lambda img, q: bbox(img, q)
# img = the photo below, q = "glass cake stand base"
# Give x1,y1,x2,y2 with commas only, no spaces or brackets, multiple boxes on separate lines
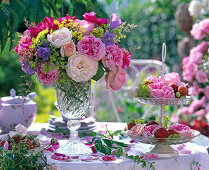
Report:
148,144,178,158
56,139,92,156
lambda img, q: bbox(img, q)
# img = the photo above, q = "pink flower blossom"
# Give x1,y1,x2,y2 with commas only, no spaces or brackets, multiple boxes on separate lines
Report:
102,155,116,161
75,19,95,35
3,141,9,150
105,68,126,91
149,82,175,98
179,107,192,116
140,154,158,160
204,86,209,99
189,81,202,96
195,109,206,117
191,18,209,40
182,62,198,82
77,35,106,61
161,72,181,86
177,144,186,151
128,124,146,136
195,70,208,83
121,48,131,69
142,124,161,137
189,97,205,112
206,104,209,112
171,114,179,123
37,64,59,86
83,11,109,25
147,76,159,83
102,44,123,70
169,124,192,137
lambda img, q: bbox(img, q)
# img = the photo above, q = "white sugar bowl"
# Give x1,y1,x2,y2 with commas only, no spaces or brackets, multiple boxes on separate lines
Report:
0,89,37,133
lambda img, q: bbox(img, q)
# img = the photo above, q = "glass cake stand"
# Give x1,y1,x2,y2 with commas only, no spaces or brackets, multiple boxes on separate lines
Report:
129,43,200,158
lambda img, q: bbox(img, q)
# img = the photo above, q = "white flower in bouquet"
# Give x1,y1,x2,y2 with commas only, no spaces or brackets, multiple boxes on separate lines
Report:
66,53,98,82
189,0,203,17
47,27,73,48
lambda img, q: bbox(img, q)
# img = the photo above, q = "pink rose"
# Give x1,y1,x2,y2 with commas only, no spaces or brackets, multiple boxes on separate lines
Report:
169,124,192,137
15,124,28,136
161,72,181,86
102,45,123,70
47,27,72,48
105,68,126,91
60,41,76,57
66,53,98,82
128,124,146,136
204,86,209,99
37,64,59,86
195,70,207,83
77,35,106,61
75,20,94,35
142,124,161,137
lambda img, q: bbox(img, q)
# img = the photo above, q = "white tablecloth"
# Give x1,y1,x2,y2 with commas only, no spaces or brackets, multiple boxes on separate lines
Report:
29,122,209,170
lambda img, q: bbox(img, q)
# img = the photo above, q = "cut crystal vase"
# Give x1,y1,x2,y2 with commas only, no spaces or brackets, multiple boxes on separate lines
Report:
55,74,92,156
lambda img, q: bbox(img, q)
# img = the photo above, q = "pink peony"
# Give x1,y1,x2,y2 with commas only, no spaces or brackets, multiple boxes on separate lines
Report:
75,19,94,35
128,124,146,136
142,124,161,137
102,44,123,70
105,68,126,91
37,64,59,86
169,124,192,137
161,72,181,86
149,82,175,98
195,70,208,83
189,51,203,64
121,48,131,69
146,76,159,83
77,35,106,61
204,86,209,99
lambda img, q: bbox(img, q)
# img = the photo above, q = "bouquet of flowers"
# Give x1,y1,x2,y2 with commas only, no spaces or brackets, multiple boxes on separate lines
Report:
14,12,132,91
135,72,188,99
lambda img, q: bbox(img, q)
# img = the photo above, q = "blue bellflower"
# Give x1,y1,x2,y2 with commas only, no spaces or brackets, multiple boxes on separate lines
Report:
102,30,115,46
37,45,50,60
110,13,122,29
21,61,34,75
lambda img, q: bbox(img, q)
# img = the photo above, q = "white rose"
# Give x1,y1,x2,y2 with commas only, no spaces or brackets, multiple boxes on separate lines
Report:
47,27,72,48
189,0,203,17
15,124,28,136
60,41,76,57
66,53,98,82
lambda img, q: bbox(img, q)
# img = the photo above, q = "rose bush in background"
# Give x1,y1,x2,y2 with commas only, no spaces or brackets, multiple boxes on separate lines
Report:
176,17,209,137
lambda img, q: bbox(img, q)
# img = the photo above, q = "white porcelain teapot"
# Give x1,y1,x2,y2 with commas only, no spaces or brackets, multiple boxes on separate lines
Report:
0,89,37,133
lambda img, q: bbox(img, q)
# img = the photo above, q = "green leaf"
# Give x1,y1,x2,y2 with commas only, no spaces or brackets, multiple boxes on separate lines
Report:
103,139,112,147
116,147,123,157
92,63,105,81
0,8,8,52
114,141,128,147
105,147,111,155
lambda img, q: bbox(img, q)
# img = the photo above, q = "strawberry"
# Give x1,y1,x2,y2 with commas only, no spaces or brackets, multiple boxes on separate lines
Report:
127,122,136,130
147,120,159,126
168,129,178,135
154,127,169,142
169,83,178,92
178,85,188,96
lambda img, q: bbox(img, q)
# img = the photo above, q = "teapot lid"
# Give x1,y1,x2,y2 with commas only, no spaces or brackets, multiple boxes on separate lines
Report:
1,89,30,104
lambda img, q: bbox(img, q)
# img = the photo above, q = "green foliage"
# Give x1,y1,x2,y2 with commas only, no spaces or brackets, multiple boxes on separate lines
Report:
136,84,151,98
92,62,105,81
0,135,55,169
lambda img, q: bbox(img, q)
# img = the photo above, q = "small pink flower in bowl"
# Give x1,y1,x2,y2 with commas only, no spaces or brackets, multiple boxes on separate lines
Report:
169,124,192,137
128,124,146,136
161,72,181,86
142,124,161,137
146,76,159,83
